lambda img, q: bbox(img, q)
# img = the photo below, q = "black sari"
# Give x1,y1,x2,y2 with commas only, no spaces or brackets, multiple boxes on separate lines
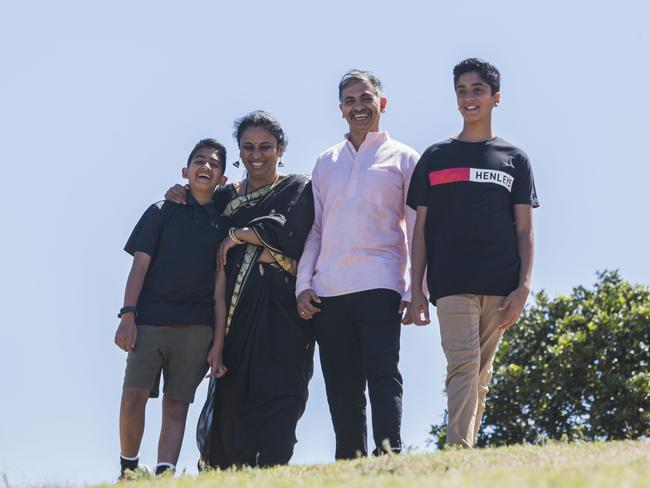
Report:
197,174,315,468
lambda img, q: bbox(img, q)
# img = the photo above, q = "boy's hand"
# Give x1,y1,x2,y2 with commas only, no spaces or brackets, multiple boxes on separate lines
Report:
497,286,530,330
165,184,189,204
115,316,137,352
206,346,227,378
296,289,321,320
410,291,431,326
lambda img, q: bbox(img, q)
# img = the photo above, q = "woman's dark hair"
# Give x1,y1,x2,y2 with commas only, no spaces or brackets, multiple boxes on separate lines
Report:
453,58,500,95
233,111,288,151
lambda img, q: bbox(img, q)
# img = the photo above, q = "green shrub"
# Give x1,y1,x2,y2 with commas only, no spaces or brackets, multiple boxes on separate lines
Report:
430,271,650,448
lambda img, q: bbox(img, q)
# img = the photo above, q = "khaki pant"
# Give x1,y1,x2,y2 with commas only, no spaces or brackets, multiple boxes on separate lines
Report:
437,294,505,447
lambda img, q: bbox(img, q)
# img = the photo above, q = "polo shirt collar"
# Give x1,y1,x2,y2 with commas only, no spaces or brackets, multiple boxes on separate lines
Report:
186,192,218,215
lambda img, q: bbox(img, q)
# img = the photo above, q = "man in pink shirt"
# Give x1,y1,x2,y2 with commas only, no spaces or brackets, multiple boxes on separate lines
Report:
296,70,419,458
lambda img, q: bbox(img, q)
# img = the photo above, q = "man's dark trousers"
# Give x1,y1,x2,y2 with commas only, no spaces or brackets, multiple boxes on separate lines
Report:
313,288,403,459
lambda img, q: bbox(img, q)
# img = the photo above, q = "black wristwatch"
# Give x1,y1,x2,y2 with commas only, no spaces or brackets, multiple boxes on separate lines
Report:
118,306,138,318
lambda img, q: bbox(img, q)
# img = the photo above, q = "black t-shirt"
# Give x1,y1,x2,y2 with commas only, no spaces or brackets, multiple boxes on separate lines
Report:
407,137,539,304
124,194,231,326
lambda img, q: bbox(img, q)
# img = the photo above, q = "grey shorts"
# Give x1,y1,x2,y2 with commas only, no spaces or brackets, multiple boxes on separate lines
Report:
123,324,213,404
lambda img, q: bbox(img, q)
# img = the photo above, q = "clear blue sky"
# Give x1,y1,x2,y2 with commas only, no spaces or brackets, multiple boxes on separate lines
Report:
1,0,648,485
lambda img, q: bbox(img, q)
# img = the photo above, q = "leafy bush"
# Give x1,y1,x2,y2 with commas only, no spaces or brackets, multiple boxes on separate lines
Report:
430,271,650,448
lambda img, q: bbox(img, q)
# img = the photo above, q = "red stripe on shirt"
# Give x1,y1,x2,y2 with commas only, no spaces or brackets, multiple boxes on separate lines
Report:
428,167,470,186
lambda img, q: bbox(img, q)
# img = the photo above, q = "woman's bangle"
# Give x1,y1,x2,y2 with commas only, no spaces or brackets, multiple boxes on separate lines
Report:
229,227,244,245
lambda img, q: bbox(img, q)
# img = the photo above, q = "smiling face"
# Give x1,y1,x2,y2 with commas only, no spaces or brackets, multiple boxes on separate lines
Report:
339,80,386,135
182,147,225,194
455,71,500,124
239,126,284,183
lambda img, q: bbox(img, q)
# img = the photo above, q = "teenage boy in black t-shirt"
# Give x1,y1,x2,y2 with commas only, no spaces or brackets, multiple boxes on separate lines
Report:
407,59,539,448
114,139,231,478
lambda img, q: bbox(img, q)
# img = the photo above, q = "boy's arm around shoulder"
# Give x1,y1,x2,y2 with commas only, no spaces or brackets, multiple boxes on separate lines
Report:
114,252,151,352
207,268,228,378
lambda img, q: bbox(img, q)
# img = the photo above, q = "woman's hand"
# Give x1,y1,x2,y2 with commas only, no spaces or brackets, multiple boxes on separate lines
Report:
206,345,228,378
218,233,241,269
165,184,189,204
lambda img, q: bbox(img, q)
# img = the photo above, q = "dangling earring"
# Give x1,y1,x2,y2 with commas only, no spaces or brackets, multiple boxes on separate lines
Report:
233,161,240,168
278,159,285,167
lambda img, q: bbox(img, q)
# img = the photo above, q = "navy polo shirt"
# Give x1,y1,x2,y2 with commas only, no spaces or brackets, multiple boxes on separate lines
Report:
124,193,231,326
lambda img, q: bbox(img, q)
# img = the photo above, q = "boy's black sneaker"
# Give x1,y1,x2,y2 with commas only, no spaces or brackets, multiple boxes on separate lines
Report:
155,463,176,476
119,457,152,481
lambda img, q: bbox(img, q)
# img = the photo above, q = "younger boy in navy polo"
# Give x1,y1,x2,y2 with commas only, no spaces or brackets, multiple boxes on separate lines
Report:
408,59,539,448
114,139,231,478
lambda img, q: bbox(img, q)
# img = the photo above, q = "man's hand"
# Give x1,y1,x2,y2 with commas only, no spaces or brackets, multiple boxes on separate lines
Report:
497,286,530,330
217,234,240,269
206,345,228,378
165,184,189,204
115,316,137,352
296,289,321,320
409,291,431,326
400,301,414,325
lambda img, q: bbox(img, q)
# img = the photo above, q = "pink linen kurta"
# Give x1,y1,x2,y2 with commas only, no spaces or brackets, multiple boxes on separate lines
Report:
296,132,419,300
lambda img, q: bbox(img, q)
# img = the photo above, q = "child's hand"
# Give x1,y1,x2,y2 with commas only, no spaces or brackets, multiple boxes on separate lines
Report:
115,317,137,352
497,286,530,330
206,346,228,378
409,291,431,326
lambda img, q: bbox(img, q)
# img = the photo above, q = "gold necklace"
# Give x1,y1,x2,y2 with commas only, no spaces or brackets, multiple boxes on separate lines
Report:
242,174,280,196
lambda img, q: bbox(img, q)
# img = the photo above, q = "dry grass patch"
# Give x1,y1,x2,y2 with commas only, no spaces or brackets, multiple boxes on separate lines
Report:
97,440,650,488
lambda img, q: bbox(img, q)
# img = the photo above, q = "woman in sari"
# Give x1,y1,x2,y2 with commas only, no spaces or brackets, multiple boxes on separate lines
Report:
196,111,315,468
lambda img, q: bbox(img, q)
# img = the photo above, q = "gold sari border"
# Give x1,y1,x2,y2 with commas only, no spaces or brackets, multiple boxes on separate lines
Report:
251,226,282,255
223,185,272,217
268,249,297,276
226,244,258,334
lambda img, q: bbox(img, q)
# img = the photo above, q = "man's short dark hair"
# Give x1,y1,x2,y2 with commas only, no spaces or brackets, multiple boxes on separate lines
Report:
233,110,288,151
453,58,500,95
338,70,383,101
187,138,227,174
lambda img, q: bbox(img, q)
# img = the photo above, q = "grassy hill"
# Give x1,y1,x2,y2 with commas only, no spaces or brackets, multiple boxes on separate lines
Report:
102,440,649,488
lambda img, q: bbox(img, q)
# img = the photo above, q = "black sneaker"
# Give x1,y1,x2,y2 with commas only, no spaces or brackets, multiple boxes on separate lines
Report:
119,464,152,481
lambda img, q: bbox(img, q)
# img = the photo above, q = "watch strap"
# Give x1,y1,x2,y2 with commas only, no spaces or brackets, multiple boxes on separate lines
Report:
118,306,137,318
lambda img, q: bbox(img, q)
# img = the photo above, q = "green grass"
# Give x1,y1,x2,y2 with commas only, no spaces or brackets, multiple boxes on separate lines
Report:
101,440,650,488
